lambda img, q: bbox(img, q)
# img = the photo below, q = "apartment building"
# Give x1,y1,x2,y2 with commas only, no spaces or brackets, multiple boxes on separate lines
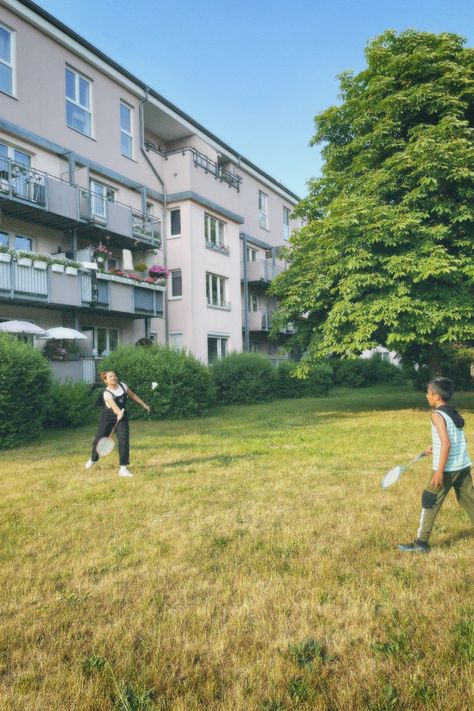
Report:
0,0,300,379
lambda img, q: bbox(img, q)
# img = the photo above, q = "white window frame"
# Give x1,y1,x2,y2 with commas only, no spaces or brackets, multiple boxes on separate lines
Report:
258,190,268,230
66,66,92,137
247,293,258,312
207,335,228,362
169,332,183,350
283,207,291,241
169,208,181,238
206,272,228,309
169,269,182,299
204,213,226,251
90,179,115,220
0,23,15,97
95,326,119,356
120,101,133,158
246,246,258,262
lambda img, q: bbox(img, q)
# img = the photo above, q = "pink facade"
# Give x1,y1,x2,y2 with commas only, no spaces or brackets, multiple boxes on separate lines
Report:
0,0,300,374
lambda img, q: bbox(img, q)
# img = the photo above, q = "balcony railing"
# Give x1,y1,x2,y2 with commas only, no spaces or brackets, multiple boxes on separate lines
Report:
132,209,161,242
145,140,242,192
243,259,286,283
0,157,46,206
205,239,230,255
0,160,160,246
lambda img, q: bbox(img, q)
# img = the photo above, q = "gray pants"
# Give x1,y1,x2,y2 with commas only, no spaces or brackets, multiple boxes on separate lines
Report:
417,467,474,543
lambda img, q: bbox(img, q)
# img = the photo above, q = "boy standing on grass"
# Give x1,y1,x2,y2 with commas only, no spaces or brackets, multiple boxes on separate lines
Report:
398,376,473,553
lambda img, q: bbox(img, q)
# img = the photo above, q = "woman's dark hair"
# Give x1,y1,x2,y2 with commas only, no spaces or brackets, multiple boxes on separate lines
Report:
428,376,454,402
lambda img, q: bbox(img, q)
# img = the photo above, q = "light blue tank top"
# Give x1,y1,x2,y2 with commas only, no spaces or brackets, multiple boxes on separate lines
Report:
431,410,471,471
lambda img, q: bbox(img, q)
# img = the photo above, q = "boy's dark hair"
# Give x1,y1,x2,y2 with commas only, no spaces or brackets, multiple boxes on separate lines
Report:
428,376,454,402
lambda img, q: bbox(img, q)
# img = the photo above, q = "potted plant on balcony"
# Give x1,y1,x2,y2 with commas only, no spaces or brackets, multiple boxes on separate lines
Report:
33,253,50,270
16,250,35,267
148,264,169,285
134,262,147,273
42,339,69,361
90,244,112,271
65,260,81,276
51,257,67,273
0,245,12,263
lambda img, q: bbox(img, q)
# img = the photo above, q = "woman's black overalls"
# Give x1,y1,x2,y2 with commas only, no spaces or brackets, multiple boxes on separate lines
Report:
91,383,130,465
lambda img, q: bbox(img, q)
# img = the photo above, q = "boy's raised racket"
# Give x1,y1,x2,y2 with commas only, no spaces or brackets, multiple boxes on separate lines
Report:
380,452,427,489
96,410,124,457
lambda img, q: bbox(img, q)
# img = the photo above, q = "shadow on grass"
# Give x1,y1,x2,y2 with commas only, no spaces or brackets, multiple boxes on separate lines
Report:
437,528,474,548
144,453,262,472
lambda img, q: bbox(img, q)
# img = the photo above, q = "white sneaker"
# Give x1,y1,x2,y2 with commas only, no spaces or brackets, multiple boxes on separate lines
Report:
119,467,133,477
85,458,95,470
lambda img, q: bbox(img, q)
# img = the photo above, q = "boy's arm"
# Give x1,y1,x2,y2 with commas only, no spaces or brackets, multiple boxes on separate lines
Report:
431,412,450,487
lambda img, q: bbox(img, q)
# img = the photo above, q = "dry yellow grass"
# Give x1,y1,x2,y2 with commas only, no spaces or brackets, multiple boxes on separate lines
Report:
0,386,472,711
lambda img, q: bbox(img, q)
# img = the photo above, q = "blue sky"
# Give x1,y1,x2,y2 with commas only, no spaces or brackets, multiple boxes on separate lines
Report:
35,0,474,197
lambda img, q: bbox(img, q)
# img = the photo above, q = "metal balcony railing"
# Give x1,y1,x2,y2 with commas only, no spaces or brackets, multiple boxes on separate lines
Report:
132,209,161,243
79,188,108,224
145,140,242,192
0,157,46,206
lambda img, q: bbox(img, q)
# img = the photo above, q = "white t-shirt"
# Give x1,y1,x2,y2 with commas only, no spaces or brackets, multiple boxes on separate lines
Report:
103,382,128,408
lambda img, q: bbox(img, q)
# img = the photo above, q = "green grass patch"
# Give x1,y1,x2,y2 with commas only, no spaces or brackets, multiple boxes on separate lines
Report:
0,386,472,710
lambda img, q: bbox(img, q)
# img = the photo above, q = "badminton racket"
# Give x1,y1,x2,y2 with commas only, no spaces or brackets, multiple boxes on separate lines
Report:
96,410,124,457
380,452,427,489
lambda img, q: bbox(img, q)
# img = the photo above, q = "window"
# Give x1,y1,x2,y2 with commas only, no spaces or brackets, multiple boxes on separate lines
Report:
208,336,227,363
120,101,133,158
169,269,182,298
0,24,14,96
0,231,8,247
15,235,32,251
66,67,92,136
96,327,119,356
246,247,257,262
283,207,290,241
247,293,258,312
258,190,268,229
169,332,183,350
90,179,115,220
169,208,181,237
206,272,228,309
204,213,225,250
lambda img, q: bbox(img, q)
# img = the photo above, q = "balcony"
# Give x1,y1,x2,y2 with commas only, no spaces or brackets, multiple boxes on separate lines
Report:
81,272,165,317
244,309,272,332
145,140,242,192
0,157,160,247
242,259,286,285
0,254,80,306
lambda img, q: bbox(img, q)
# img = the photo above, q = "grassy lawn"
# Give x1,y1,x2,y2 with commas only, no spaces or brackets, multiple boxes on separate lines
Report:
0,386,473,711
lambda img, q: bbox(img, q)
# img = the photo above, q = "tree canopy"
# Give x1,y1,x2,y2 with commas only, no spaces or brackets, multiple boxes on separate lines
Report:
271,30,474,372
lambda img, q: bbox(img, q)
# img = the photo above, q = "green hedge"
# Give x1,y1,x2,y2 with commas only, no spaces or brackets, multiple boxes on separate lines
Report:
276,360,334,398
211,352,276,404
0,334,52,449
331,354,404,388
43,381,97,429
100,345,215,418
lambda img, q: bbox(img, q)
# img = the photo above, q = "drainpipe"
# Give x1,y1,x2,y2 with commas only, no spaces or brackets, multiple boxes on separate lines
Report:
241,233,249,351
139,90,168,344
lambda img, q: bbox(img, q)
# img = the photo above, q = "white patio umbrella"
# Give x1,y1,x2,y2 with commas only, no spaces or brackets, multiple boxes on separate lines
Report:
0,320,46,335
41,327,87,340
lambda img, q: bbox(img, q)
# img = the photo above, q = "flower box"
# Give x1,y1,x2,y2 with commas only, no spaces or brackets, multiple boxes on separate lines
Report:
65,266,78,276
51,263,65,273
0,252,11,263
17,257,32,267
33,260,48,270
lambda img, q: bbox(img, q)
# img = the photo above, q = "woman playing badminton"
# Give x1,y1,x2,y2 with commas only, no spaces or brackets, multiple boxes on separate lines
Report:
85,370,150,477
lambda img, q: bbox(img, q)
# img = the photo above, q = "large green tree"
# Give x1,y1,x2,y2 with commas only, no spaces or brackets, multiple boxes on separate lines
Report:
271,30,474,373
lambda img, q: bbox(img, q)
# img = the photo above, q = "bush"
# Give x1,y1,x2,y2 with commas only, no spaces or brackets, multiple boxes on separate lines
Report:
43,380,97,428
275,360,334,398
211,352,276,404
331,354,404,387
100,345,214,418
411,345,474,391
0,334,52,449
